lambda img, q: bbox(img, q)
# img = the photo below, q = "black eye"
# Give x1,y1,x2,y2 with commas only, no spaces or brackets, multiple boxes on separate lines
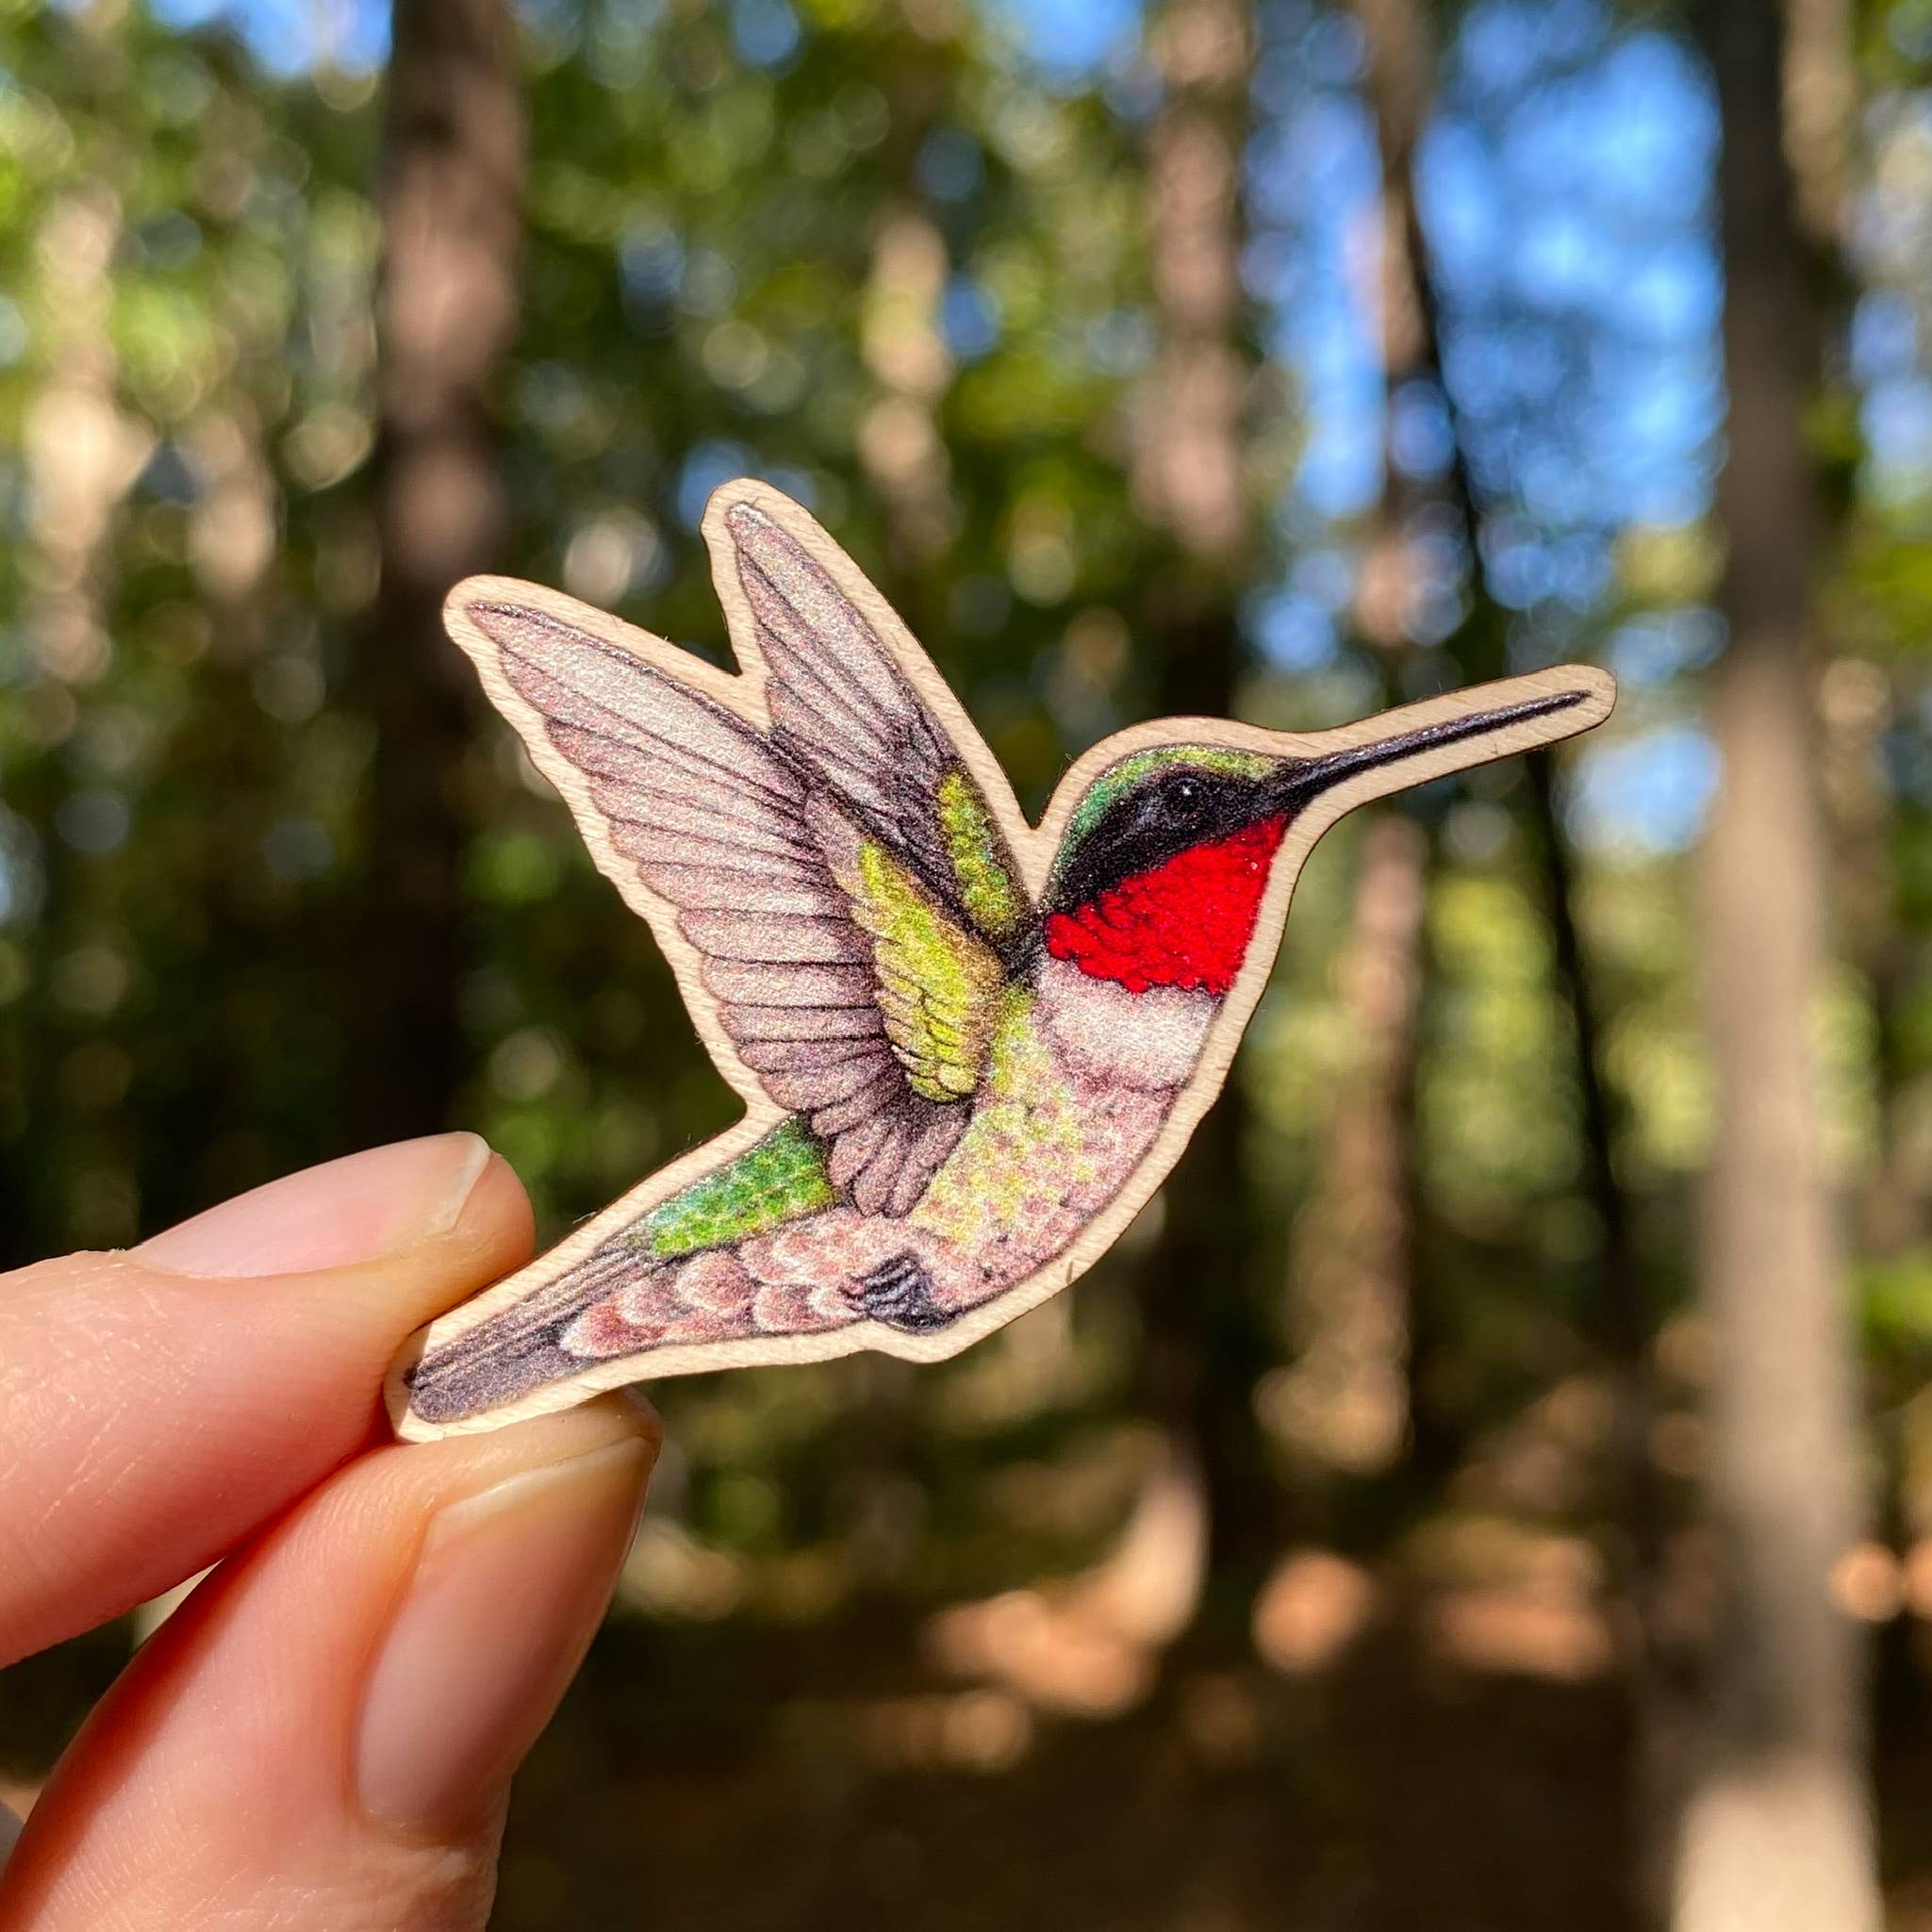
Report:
1166,776,1205,816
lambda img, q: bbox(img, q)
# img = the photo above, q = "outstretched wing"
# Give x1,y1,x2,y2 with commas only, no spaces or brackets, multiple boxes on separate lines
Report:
457,551,1017,1215
723,501,1030,946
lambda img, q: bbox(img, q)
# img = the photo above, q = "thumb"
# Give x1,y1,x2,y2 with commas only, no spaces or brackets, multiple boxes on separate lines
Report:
0,1134,534,1666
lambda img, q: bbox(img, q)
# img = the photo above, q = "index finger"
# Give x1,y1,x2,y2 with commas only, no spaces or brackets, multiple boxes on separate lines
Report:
0,1134,533,1667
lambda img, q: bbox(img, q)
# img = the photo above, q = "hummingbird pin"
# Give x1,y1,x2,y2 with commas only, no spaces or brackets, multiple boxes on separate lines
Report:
389,481,1613,1439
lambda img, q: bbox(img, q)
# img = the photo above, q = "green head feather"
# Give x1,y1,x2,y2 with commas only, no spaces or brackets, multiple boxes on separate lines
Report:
1057,743,1274,875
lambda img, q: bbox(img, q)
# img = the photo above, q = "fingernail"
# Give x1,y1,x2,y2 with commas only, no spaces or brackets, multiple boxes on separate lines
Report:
355,1421,654,1836
138,1133,492,1279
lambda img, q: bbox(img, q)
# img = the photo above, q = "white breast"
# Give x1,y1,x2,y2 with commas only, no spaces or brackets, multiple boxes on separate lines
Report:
1034,954,1218,1092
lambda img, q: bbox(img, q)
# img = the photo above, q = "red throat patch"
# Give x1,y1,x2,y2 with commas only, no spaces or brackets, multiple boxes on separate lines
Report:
1044,816,1289,997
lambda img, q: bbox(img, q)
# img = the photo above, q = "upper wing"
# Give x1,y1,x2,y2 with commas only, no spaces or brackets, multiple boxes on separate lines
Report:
458,588,1007,1216
721,501,1030,946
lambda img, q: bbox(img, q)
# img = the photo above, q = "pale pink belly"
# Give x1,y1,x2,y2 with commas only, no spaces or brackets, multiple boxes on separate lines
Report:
563,1071,1172,1359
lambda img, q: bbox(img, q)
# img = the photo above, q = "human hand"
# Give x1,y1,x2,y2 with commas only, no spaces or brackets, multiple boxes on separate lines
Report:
0,1134,658,1931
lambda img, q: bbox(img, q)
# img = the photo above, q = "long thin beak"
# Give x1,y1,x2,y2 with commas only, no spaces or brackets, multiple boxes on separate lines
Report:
1272,678,1609,810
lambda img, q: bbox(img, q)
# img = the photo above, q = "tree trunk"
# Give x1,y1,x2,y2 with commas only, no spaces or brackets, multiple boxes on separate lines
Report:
1133,0,1250,571
349,0,523,1145
857,204,956,566
858,23,954,570
1350,4,1670,1905
1350,0,1644,1517
1133,0,1272,1617
1820,662,1921,1256
12,184,147,1256
1674,4,1878,1927
1285,0,1441,1506
1263,813,1427,1481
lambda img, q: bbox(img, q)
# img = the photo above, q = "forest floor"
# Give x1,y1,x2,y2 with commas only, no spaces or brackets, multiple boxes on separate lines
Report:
489,1593,1924,1932
8,1576,1932,1930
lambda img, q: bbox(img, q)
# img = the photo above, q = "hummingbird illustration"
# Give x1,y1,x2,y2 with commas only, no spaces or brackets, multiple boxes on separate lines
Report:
393,481,1613,1438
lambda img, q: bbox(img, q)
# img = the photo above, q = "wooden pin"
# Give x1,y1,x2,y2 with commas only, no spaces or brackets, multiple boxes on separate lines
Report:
387,481,1614,1440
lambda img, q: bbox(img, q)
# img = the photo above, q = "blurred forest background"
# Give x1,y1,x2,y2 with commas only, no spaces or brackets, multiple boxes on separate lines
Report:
3,0,1932,1924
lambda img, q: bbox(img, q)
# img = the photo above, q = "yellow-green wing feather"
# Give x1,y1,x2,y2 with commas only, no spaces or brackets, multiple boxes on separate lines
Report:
935,767,1028,942
811,798,1005,1106
857,841,1004,1100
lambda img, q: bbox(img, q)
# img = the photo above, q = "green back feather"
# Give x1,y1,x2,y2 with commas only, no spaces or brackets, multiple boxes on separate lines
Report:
636,1118,834,1259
